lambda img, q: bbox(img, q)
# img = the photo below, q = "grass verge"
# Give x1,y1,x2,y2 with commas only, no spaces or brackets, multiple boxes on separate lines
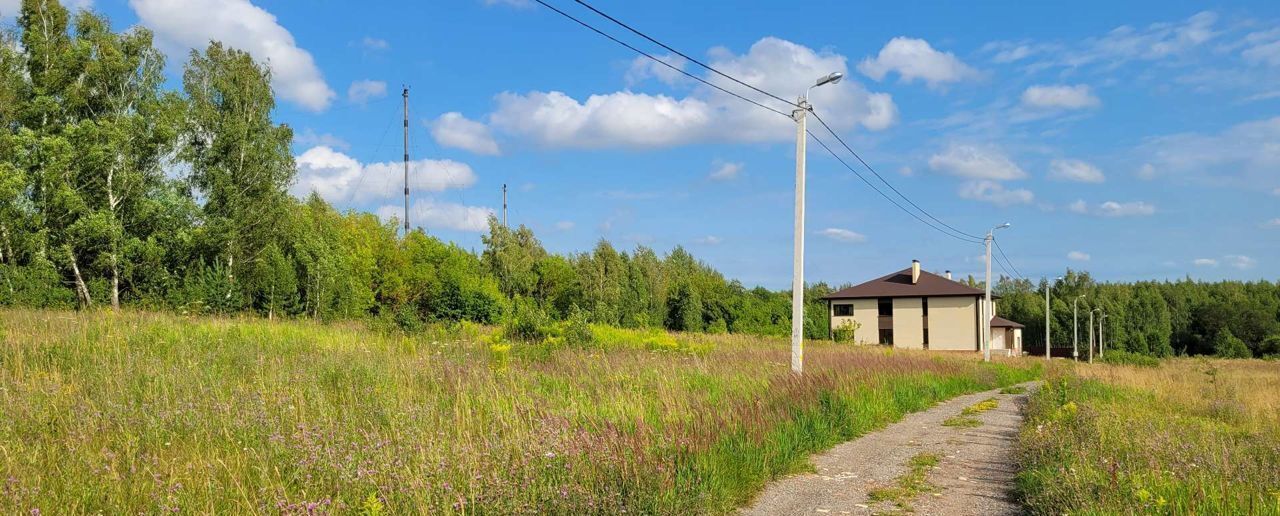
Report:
942,415,981,428
1016,361,1280,515
0,308,1040,514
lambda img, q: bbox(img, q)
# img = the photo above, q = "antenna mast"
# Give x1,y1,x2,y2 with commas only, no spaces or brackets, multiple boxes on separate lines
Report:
503,184,508,227
402,86,410,233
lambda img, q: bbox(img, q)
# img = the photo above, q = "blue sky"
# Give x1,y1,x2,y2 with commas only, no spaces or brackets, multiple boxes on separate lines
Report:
6,0,1279,288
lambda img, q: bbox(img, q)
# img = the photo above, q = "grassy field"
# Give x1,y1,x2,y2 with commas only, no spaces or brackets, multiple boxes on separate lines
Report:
1017,359,1280,515
0,309,1038,514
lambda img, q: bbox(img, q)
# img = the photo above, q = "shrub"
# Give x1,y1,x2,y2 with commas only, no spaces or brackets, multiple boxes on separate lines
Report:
832,319,861,343
1212,329,1251,359
1099,350,1160,367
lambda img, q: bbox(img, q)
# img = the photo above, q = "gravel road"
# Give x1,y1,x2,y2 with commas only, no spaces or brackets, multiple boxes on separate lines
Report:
741,381,1038,515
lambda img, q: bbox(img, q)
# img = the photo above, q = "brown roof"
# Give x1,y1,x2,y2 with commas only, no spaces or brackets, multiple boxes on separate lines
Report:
823,267,990,300
990,316,1025,329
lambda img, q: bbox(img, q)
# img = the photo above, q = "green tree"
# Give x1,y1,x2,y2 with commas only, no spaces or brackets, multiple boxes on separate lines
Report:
1212,329,1251,359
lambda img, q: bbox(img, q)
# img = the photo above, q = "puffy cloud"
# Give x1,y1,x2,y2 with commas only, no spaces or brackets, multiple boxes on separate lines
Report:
1049,159,1105,183
1068,199,1089,214
928,144,1026,180
857,37,978,88
1021,84,1100,110
1067,251,1091,262
295,129,349,151
376,200,493,233
1193,258,1218,267
130,0,336,112
957,180,1034,206
488,37,897,149
625,54,687,86
1137,163,1157,180
818,228,867,243
347,80,387,104
292,146,477,203
708,161,743,181
429,112,500,155
1225,255,1257,270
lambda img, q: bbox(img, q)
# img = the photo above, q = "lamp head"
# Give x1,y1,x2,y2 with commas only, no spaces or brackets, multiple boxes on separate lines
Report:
814,72,844,87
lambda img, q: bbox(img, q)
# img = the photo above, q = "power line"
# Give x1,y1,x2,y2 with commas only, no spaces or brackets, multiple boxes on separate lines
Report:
806,130,983,245
808,110,985,242
570,0,800,110
531,0,793,118
992,237,1026,280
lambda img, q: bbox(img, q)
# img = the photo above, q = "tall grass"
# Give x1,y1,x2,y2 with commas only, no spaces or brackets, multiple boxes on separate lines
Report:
1017,360,1280,515
0,308,1038,514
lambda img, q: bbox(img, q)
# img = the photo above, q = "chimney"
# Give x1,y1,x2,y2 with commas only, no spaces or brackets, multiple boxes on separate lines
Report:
911,259,920,284
945,270,952,280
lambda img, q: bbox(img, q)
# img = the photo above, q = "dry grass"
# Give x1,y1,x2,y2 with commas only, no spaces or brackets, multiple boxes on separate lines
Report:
1075,358,1280,431
0,308,1039,514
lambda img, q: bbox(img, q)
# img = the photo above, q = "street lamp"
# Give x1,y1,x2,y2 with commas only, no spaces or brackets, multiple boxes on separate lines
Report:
982,223,1011,362
1045,276,1062,360
1090,308,1101,363
790,71,844,375
1073,295,1085,361
1099,312,1109,358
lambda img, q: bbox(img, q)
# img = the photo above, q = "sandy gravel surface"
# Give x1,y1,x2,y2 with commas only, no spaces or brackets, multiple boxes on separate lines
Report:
741,381,1038,515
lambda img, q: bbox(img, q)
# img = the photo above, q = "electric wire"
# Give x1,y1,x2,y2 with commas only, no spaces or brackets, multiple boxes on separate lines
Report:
531,0,793,118
571,0,801,110
992,237,1026,280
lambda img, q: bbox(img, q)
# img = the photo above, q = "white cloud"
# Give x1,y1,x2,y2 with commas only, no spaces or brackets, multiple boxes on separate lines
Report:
1065,11,1220,68
898,166,914,177
1265,218,1280,229
1067,251,1091,262
692,236,723,245
488,37,897,149
347,80,387,105
818,228,867,243
709,161,743,181
1193,258,1218,267
1225,255,1257,270
1068,199,1156,217
292,146,477,203
928,144,1026,180
554,220,575,231
130,0,336,112
1021,84,1100,110
625,54,687,86
858,37,978,89
1097,201,1156,217
1049,159,1105,183
429,112,500,156
295,129,350,151
360,37,389,51
1139,117,1280,186
1137,163,1157,180
957,180,1034,206
377,200,493,233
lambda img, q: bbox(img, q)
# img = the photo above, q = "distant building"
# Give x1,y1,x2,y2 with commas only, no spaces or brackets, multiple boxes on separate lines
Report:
822,260,1023,354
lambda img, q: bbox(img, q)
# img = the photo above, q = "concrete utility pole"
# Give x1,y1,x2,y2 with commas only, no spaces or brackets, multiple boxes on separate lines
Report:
1073,295,1085,361
790,72,843,375
402,86,410,233
1045,276,1061,360
1100,313,1108,358
502,183,508,227
1090,308,1099,363
982,223,1010,362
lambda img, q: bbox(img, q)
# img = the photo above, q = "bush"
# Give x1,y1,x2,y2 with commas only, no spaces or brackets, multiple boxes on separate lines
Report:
1212,329,1251,359
1099,350,1160,367
1257,334,1280,359
832,319,861,343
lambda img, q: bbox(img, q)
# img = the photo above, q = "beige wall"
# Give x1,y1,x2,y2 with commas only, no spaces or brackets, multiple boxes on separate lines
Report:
830,299,878,344
892,297,924,349
927,296,980,351
992,328,1007,350
1013,328,1023,354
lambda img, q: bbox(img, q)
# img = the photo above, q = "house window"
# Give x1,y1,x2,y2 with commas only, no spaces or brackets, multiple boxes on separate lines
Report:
878,298,892,317
879,329,894,345
834,304,853,317
921,298,928,316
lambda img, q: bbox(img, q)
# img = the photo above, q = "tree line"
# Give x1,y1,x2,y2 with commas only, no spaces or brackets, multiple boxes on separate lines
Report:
2,1,1276,357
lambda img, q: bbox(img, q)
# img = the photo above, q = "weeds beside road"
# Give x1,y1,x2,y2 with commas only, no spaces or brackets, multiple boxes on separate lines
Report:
0,308,1038,514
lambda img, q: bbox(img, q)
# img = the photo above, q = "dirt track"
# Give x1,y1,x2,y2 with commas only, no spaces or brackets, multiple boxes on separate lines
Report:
741,381,1038,515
